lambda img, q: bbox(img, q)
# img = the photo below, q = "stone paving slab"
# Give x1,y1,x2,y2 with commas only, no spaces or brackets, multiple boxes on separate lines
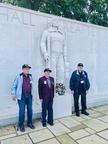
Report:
16,121,45,135
92,105,108,112
80,114,91,120
82,119,108,132
101,110,108,114
72,116,85,122
1,105,108,144
56,134,77,144
0,126,15,136
68,129,90,140
59,117,81,128
47,122,71,136
38,138,60,144
29,129,54,143
88,112,105,119
98,115,108,123
70,124,87,131
86,109,96,114
77,134,108,144
54,120,59,123
1,135,33,144
84,127,96,134
97,129,108,140
0,134,17,141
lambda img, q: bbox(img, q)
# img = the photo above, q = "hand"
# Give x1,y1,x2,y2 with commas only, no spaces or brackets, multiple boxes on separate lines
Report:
40,99,43,103
12,96,16,101
86,90,89,94
44,52,50,61
71,91,74,95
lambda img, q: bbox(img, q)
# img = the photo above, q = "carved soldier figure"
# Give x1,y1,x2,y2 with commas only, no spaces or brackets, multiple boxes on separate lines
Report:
41,17,69,85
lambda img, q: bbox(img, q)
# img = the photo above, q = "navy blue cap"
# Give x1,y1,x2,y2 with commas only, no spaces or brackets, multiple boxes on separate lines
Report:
44,68,52,72
78,63,83,67
22,64,31,69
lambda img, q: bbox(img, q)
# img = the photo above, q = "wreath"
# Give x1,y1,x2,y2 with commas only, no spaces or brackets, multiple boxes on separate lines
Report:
56,83,66,95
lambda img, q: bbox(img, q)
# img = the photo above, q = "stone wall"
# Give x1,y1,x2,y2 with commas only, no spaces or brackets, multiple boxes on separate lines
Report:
0,3,108,126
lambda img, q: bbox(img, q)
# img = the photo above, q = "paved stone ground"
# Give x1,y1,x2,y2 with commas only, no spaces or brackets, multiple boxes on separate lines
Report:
1,105,108,144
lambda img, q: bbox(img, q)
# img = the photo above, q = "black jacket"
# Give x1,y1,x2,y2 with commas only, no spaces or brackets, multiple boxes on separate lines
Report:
69,70,90,91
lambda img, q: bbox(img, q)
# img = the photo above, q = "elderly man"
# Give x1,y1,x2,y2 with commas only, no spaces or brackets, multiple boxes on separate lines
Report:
11,64,35,132
38,68,54,127
70,63,90,117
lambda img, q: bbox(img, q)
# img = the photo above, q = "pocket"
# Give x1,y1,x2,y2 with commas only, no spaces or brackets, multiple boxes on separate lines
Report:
30,94,33,99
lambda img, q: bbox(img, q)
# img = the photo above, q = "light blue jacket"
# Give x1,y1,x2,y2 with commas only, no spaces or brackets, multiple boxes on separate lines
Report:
11,73,33,100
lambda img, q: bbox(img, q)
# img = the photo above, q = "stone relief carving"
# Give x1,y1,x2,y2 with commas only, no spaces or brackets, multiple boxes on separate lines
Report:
41,17,69,85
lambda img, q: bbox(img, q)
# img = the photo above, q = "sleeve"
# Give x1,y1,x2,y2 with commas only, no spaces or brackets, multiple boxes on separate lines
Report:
30,74,33,81
40,30,48,55
53,78,55,98
86,73,90,90
11,76,18,97
38,78,43,99
69,72,75,91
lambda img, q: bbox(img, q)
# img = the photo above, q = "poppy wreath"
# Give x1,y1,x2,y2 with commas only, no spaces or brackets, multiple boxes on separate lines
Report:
56,83,66,95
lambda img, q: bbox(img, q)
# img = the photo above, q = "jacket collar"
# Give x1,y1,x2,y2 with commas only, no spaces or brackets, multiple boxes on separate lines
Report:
20,73,32,76
43,76,52,88
48,27,63,34
76,70,85,75
44,76,51,80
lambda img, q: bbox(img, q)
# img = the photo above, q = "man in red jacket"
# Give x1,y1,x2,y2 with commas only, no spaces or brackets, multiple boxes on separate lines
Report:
38,68,54,127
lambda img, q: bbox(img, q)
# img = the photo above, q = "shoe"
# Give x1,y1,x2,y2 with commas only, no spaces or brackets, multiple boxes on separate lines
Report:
27,123,35,129
42,123,47,127
82,111,89,116
76,112,80,117
47,122,54,126
19,125,25,132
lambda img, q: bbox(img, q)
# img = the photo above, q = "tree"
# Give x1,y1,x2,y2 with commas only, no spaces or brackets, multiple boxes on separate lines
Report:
39,0,89,22
0,0,41,10
0,0,108,27
88,0,108,27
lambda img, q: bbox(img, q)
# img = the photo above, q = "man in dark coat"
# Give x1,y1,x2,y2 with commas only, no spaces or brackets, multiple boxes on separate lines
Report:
38,68,54,127
69,63,90,117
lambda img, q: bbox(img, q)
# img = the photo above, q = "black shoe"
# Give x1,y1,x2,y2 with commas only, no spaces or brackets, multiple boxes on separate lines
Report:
19,125,25,132
82,111,89,116
42,123,47,127
47,122,54,126
76,112,80,117
27,123,35,129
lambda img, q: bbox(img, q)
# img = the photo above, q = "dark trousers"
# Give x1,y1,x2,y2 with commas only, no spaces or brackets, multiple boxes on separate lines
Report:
42,100,53,124
18,94,32,126
73,91,87,113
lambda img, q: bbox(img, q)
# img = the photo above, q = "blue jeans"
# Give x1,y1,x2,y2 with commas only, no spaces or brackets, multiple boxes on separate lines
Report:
18,94,32,126
42,100,53,124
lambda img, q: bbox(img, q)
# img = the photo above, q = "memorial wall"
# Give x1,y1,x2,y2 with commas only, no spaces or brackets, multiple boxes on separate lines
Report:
0,3,108,126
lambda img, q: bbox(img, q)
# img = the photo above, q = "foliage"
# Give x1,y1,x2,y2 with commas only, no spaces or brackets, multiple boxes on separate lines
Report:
0,0,107,27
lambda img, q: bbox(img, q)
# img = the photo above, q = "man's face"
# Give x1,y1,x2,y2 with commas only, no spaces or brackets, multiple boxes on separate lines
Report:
78,66,83,72
44,71,50,77
22,68,30,75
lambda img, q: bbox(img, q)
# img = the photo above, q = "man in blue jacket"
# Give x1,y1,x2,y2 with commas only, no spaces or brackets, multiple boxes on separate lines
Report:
70,63,90,117
11,64,35,132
